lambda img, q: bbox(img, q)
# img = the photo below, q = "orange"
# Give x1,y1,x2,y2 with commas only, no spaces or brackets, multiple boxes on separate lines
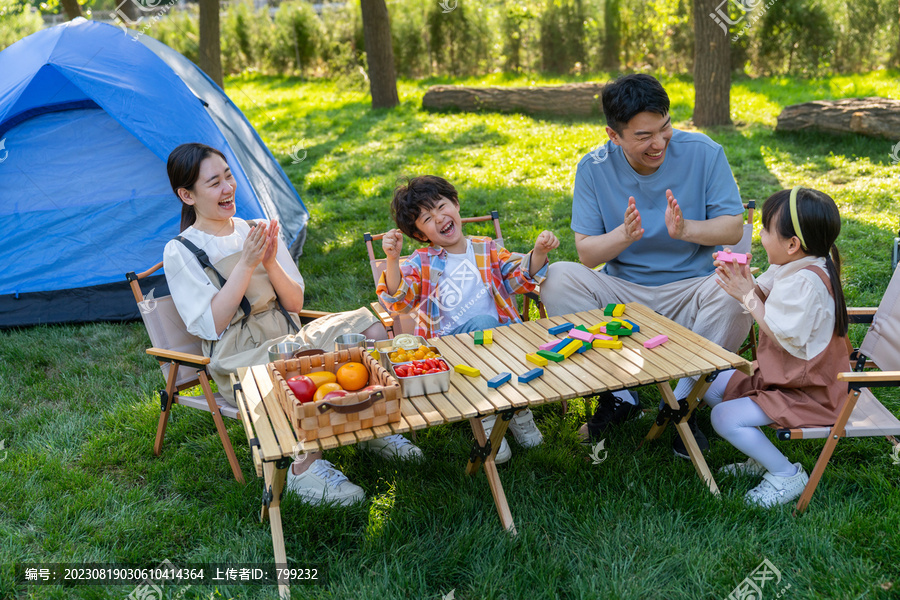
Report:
336,362,369,391
306,371,337,389
313,382,343,402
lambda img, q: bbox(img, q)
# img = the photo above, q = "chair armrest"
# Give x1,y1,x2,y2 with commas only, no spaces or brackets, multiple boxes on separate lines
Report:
837,371,900,386
848,307,877,324
147,347,211,366
370,301,394,329
297,309,330,323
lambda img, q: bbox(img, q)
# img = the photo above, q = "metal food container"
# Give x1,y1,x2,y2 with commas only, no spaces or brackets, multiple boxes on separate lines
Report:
391,358,451,397
374,336,429,368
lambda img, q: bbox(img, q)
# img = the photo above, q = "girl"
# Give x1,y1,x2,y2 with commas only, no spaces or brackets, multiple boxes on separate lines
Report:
705,186,848,507
163,143,420,506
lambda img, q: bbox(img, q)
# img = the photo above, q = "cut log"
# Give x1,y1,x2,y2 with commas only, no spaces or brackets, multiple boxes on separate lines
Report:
422,83,605,117
776,98,900,140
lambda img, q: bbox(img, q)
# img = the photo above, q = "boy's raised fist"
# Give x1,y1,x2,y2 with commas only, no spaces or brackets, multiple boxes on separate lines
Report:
382,229,404,260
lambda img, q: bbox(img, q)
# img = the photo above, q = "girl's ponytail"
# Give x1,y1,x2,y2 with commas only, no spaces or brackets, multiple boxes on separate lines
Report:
827,243,848,338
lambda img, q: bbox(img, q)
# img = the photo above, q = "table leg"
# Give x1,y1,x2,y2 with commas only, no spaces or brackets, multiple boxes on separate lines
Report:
262,459,291,600
658,381,720,496
467,413,517,535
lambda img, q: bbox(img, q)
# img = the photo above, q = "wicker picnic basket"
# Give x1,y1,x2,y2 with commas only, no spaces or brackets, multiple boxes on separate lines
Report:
267,346,401,441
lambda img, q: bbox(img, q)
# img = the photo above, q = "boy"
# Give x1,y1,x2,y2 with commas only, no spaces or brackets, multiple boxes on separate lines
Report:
377,175,559,464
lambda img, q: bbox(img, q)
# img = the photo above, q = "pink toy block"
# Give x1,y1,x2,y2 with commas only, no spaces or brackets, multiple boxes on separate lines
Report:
569,328,594,342
716,251,747,265
643,334,668,349
538,340,559,351
592,333,616,341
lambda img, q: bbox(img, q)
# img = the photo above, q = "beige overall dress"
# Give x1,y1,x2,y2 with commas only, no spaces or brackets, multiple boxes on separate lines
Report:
723,266,850,428
198,251,377,407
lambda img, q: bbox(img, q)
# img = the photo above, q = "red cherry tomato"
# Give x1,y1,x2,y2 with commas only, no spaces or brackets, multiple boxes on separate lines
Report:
395,365,408,377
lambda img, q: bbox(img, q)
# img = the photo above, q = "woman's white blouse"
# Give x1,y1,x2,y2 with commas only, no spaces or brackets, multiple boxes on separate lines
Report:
755,255,834,360
163,219,304,340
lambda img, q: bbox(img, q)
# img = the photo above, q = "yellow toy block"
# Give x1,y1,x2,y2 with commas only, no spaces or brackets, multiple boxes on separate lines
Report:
612,304,625,317
610,318,632,329
526,353,548,366
559,339,582,358
592,339,623,350
454,364,481,377
587,322,608,334
483,330,493,344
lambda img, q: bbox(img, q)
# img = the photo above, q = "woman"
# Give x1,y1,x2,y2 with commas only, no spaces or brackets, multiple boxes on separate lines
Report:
163,143,420,506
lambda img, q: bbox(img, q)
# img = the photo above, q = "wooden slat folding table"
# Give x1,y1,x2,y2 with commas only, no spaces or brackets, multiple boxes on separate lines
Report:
233,304,751,599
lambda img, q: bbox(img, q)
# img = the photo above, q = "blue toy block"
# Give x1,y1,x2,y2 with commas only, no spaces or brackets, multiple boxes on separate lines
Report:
548,323,574,335
551,338,571,353
487,372,512,388
623,319,640,333
575,341,591,353
518,368,544,383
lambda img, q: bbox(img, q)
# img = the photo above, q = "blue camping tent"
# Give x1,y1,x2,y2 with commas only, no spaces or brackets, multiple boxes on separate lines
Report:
0,18,308,327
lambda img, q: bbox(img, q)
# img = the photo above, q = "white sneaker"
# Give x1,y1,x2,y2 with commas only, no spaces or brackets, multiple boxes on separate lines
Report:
481,414,511,464
285,459,365,506
719,457,767,477
507,409,544,448
744,463,809,508
357,434,423,460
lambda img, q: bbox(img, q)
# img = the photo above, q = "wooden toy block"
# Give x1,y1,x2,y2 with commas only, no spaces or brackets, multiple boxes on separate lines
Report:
474,331,483,345
612,304,625,317
592,339,623,350
605,324,633,336
593,333,616,341
716,251,748,265
551,338,572,353
526,353,548,366
575,341,591,354
568,328,594,342
518,368,544,383
559,339,582,358
454,364,481,377
536,350,565,362
487,372,511,388
538,340,559,351
604,303,617,316
643,334,668,349
548,323,574,335
574,324,589,332
610,318,632,329
623,319,640,333
483,330,492,344
587,322,607,334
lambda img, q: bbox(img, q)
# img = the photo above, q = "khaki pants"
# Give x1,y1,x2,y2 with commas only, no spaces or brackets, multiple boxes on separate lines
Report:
540,261,752,353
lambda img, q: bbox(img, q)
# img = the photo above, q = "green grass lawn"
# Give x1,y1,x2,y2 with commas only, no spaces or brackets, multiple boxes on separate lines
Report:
2,71,899,600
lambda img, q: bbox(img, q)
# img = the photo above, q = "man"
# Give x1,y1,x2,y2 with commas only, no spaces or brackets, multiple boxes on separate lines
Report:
541,74,752,457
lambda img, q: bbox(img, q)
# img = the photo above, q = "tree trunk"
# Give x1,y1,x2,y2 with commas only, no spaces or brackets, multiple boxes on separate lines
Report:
776,98,900,140
59,0,82,19
422,83,605,117
602,0,620,70
692,0,732,127
198,0,224,89
360,0,399,109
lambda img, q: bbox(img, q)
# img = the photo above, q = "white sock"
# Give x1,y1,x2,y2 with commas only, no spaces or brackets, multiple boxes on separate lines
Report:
612,389,638,406
673,376,697,400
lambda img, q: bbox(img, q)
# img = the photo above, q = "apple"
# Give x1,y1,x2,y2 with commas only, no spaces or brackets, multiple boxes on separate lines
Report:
287,375,316,404
322,390,349,402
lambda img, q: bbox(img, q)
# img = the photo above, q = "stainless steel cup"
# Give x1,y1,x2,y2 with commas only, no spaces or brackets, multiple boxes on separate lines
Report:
334,333,366,352
267,341,304,362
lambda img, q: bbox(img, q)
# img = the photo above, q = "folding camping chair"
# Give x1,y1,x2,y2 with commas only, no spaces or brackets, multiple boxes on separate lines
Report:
362,210,546,338
126,262,329,483
775,264,900,512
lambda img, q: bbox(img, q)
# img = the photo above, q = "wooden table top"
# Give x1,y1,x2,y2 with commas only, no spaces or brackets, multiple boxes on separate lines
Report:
237,303,752,464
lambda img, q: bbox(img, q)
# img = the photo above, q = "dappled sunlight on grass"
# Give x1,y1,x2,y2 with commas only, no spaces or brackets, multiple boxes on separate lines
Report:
364,483,396,544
